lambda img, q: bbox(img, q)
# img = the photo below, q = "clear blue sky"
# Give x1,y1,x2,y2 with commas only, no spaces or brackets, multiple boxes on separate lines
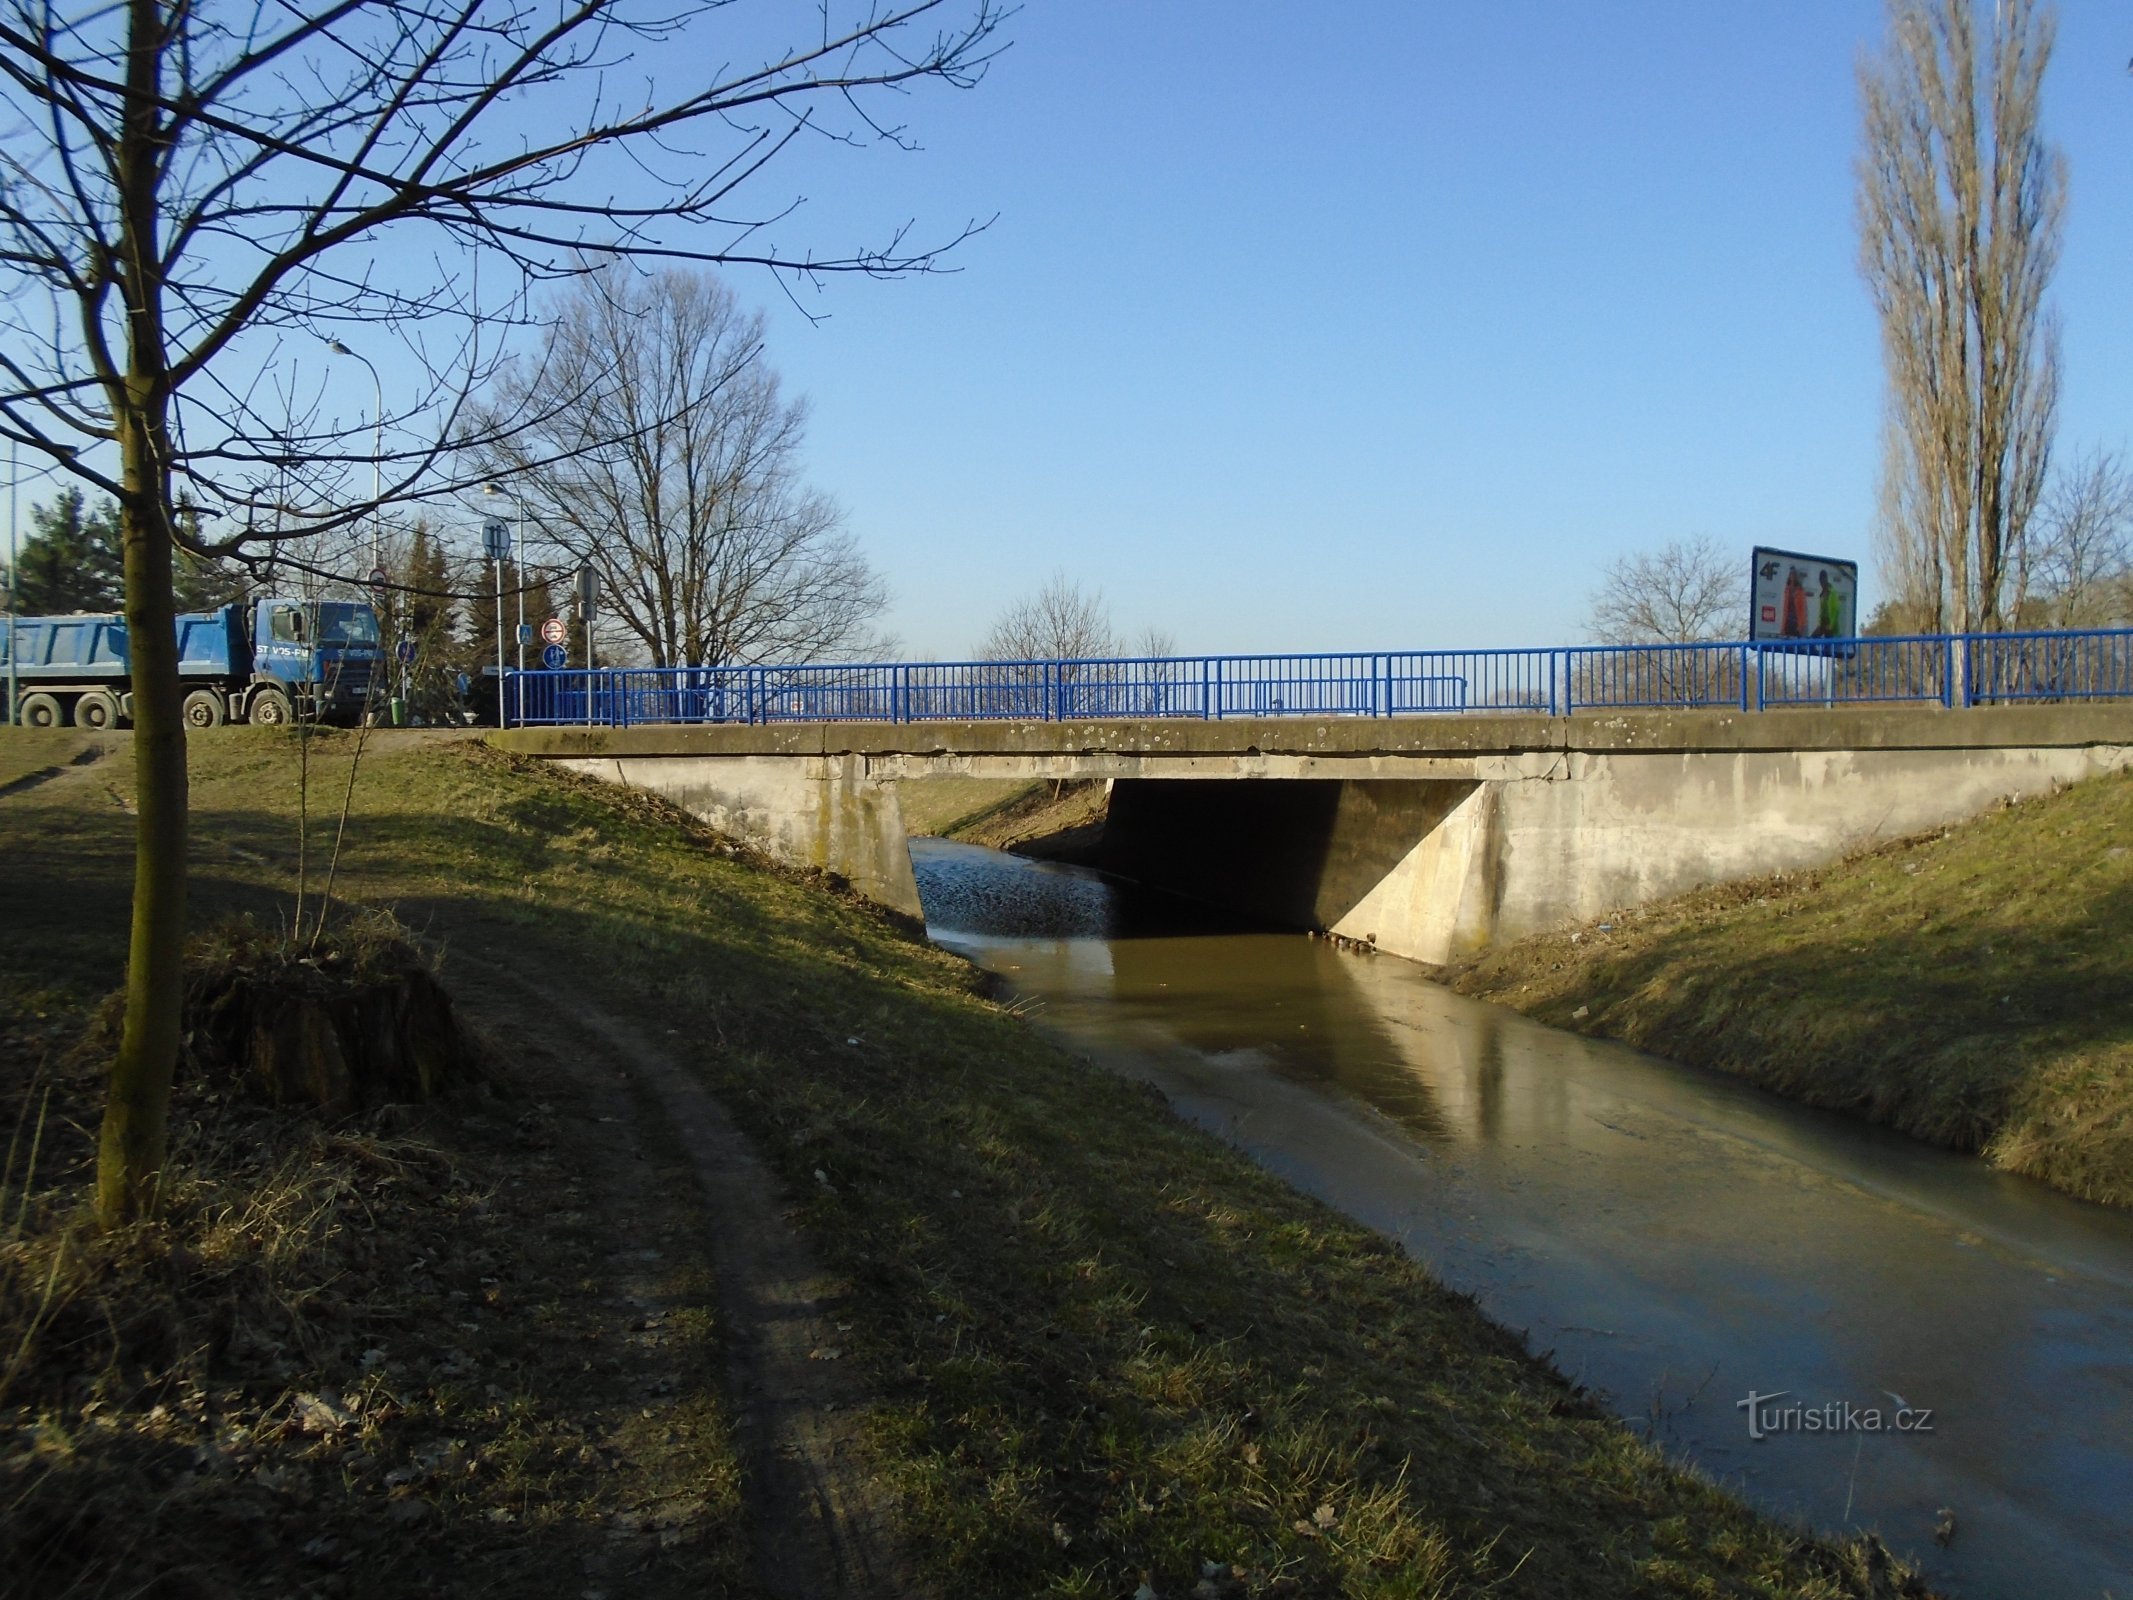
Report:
731,1,2133,659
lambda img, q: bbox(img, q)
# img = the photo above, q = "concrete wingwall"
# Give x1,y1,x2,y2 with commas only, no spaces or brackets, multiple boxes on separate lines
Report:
552,753,923,918
507,707,2133,968
1309,741,2132,963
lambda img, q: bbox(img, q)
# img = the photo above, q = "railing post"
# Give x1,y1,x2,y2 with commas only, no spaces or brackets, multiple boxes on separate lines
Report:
1560,650,1572,716
1211,657,1224,720
1755,647,1766,712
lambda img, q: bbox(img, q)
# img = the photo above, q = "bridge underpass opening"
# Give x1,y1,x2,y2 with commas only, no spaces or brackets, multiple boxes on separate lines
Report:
1089,778,1488,953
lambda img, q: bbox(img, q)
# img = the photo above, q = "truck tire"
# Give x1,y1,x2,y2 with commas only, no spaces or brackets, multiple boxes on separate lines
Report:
248,685,293,727
19,692,63,729
182,689,226,729
74,689,120,731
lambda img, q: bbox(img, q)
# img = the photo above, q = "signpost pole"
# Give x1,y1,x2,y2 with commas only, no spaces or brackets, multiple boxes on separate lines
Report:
481,518,510,730
493,556,505,730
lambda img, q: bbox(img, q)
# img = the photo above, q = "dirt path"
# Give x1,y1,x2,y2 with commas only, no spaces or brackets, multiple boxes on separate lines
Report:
454,953,911,1600
0,738,111,800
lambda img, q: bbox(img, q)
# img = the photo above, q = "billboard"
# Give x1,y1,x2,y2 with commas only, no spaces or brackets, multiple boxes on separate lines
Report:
1751,546,1857,647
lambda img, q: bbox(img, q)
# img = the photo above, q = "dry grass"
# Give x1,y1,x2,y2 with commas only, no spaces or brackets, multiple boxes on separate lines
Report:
1446,767,2133,1206
0,730,1931,1598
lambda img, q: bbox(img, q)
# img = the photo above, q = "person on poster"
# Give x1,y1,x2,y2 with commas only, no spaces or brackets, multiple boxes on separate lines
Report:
1812,570,1843,639
1782,566,1810,638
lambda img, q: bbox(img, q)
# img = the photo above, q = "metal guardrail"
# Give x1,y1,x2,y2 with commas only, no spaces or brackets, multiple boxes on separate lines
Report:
502,628,2133,728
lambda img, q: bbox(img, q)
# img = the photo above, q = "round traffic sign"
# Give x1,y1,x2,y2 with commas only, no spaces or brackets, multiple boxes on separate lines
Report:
541,616,568,645
541,643,568,670
368,566,390,593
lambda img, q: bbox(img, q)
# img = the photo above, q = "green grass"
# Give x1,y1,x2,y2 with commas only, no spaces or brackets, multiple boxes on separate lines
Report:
1448,767,2133,1207
0,726,1926,1597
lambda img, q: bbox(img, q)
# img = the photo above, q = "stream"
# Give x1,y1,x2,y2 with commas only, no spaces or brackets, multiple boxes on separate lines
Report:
908,835,2133,1600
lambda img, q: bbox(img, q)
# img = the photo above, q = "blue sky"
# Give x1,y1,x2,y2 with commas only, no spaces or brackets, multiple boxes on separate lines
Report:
730,2,2133,659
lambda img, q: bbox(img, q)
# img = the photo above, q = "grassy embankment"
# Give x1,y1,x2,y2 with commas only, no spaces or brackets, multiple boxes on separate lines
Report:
903,774,1108,857
1,729,1926,1598
1448,767,2133,1207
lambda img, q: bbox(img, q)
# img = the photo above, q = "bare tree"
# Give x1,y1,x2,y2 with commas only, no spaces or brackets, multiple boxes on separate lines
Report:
1858,0,2064,635
1588,536,1746,644
475,267,885,668
0,0,1000,1221
2018,447,2133,626
977,572,1117,661
1130,626,1179,660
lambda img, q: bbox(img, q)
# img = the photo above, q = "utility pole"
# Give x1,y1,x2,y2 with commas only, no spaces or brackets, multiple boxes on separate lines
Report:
484,483,527,727
5,436,17,726
578,565,599,727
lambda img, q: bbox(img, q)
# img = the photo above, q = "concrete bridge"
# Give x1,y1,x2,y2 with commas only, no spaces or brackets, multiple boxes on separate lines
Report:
498,704,2133,965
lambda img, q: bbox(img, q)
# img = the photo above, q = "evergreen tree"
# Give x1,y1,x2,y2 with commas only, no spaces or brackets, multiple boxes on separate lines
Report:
13,487,124,612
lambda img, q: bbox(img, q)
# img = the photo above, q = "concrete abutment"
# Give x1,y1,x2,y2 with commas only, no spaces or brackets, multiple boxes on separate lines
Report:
506,706,2133,966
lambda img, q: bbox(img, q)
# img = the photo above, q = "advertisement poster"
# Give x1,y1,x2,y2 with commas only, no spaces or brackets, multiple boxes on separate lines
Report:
1750,547,1857,648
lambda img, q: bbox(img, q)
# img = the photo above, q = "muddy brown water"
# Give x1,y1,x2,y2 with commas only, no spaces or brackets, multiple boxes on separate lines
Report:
908,836,2133,1600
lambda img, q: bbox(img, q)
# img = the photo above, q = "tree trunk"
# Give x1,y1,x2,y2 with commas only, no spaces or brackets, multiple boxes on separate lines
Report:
98,446,187,1224
97,0,186,1227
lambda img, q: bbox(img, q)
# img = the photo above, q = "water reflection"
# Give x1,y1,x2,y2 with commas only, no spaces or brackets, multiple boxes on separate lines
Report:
909,836,2133,1600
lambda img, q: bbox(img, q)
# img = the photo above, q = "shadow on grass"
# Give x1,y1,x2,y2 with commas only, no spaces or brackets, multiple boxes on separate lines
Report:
1,741,1926,1598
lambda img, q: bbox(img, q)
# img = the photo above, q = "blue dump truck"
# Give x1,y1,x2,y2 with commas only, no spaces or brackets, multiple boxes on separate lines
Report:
1,597,383,729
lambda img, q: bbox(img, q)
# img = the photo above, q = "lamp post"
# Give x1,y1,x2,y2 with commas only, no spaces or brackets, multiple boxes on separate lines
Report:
324,340,383,567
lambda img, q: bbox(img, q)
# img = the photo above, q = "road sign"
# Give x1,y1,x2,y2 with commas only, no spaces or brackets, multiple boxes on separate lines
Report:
395,638,417,665
541,616,568,645
516,622,535,645
542,643,568,670
368,565,390,598
574,566,599,605
481,519,511,561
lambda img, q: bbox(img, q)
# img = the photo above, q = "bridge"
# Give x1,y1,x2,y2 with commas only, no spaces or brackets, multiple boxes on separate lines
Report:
494,629,2133,964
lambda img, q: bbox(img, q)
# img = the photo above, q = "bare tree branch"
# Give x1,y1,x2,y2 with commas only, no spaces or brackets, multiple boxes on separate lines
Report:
1858,0,2063,634
471,263,889,668
1588,536,1745,645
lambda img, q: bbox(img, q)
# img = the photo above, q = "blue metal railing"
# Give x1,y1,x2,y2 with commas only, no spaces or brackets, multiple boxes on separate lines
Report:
502,627,2133,728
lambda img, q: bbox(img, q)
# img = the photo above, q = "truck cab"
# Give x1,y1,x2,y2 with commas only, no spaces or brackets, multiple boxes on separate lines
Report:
246,599,381,726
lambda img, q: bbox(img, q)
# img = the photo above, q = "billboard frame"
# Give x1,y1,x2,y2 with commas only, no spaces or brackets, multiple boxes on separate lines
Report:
1750,545,1859,658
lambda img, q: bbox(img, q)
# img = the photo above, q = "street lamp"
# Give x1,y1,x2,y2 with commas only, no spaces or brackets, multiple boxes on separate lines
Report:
325,339,383,567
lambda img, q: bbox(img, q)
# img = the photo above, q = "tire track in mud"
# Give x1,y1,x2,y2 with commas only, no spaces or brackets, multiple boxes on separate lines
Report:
457,953,913,1600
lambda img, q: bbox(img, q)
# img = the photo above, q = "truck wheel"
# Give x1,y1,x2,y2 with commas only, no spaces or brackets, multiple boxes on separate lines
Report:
74,689,120,731
248,686,293,727
19,692,63,729
182,689,226,729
